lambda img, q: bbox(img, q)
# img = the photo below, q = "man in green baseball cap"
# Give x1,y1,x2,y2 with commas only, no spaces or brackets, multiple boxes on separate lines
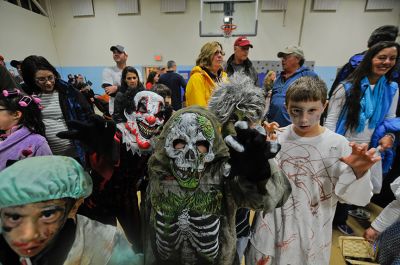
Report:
0,156,143,265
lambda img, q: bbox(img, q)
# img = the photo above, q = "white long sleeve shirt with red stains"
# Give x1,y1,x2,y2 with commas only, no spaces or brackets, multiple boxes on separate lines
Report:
249,125,373,265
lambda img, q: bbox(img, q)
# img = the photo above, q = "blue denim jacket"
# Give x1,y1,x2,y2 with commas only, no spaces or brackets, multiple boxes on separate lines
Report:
267,66,318,126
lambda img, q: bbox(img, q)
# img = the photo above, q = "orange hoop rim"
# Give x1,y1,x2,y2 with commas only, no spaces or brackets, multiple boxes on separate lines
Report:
220,24,237,32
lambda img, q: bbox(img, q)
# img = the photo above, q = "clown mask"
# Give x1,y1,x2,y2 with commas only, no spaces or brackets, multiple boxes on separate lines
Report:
119,91,165,155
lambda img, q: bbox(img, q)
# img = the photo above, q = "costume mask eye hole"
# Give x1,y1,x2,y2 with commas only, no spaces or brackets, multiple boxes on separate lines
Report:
155,103,165,119
137,103,146,113
173,139,187,149
155,111,165,119
229,113,239,123
196,140,209,153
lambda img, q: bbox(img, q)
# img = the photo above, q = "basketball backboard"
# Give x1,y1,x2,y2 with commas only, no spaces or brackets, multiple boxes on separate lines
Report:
200,0,258,37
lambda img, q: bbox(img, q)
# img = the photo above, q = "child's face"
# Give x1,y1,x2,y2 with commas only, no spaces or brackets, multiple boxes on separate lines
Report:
0,104,20,132
1,199,68,258
164,96,172,106
286,100,327,137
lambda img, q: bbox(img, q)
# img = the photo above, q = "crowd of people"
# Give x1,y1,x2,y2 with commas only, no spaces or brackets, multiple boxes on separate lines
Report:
0,24,399,265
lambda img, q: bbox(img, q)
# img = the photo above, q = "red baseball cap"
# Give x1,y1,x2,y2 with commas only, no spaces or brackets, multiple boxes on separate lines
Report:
234,36,253,48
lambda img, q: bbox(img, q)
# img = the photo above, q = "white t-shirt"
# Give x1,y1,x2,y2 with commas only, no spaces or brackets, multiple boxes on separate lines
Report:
249,125,373,265
102,66,122,115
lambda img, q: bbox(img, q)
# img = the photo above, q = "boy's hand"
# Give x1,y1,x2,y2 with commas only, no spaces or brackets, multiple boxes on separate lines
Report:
379,134,394,151
364,227,380,242
340,142,381,179
262,121,281,141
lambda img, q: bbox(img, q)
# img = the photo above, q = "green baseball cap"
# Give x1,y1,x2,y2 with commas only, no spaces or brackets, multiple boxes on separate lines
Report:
0,156,92,208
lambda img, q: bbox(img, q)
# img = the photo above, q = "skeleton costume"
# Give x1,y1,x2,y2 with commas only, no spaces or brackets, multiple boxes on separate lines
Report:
76,91,165,253
143,105,291,265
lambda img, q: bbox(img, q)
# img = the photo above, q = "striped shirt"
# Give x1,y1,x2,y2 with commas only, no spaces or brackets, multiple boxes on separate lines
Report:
40,91,77,157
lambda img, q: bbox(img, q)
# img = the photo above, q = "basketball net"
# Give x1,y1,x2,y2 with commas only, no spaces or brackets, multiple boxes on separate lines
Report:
221,24,237,38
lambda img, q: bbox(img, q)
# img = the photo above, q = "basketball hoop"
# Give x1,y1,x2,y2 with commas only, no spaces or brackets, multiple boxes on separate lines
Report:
221,24,237,38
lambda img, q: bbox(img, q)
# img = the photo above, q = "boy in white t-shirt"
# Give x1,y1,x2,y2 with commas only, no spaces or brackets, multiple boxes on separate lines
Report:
246,76,380,265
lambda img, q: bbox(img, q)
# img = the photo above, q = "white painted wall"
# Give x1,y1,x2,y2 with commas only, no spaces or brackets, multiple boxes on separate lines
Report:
46,0,400,67
0,1,59,64
1,0,399,67
300,0,400,66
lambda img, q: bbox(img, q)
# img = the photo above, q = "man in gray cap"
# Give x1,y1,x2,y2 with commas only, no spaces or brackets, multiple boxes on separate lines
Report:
102,45,143,115
267,45,317,127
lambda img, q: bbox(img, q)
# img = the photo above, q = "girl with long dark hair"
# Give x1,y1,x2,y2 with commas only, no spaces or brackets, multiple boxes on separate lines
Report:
145,71,159,90
113,66,145,122
326,41,400,234
0,88,52,170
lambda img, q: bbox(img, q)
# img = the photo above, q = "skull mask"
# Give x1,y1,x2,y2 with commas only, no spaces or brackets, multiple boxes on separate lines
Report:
120,91,165,155
165,113,215,189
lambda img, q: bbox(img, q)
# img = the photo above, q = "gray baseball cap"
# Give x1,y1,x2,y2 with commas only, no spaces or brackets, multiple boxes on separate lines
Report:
110,45,126,53
277,45,304,58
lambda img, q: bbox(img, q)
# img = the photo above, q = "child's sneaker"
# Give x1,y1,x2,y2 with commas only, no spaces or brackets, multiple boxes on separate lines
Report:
348,208,371,220
337,224,354,235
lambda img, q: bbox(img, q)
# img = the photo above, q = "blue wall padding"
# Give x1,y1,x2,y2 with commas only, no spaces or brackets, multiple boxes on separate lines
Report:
4,62,338,95
58,65,193,94
314,66,338,92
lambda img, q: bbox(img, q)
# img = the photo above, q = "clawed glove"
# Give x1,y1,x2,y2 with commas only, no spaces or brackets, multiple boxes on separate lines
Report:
227,121,281,182
57,115,117,160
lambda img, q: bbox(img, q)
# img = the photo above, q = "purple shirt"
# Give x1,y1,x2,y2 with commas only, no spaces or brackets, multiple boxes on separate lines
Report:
0,126,52,171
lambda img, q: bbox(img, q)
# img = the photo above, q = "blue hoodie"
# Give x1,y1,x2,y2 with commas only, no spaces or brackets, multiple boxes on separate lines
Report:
267,65,318,126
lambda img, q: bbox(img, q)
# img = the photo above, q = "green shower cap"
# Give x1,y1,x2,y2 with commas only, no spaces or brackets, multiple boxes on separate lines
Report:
0,156,92,208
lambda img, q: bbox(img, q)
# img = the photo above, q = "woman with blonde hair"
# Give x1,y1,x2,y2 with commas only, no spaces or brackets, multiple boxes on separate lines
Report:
263,70,276,112
185,41,227,107
263,70,276,95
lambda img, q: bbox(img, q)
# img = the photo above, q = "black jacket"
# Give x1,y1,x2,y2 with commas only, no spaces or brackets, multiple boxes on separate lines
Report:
158,70,187,110
225,54,258,85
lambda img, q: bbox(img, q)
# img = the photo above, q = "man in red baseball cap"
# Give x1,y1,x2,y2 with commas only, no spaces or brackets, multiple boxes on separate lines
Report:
226,35,259,262
225,36,258,85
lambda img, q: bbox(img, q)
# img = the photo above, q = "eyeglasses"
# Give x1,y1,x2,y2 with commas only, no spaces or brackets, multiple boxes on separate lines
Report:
35,75,55,84
214,50,225,56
